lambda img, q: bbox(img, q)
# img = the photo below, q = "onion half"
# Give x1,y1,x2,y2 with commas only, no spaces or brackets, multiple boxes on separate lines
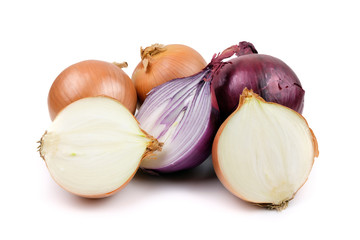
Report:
136,70,219,173
212,89,318,210
39,97,162,198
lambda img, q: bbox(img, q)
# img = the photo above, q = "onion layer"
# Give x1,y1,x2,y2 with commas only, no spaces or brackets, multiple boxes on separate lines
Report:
39,97,162,198
48,60,137,120
132,44,207,103
212,89,318,210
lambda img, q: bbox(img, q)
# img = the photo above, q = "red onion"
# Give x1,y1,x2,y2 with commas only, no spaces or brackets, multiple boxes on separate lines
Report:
136,69,220,173
212,42,305,120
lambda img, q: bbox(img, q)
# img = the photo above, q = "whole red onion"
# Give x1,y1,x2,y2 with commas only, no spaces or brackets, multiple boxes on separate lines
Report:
212,43,305,120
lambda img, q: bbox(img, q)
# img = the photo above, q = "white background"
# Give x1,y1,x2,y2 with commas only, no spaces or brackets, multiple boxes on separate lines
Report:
1,0,359,239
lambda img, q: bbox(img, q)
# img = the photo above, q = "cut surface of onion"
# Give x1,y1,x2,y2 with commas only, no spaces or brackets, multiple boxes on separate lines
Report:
39,97,162,198
213,89,318,210
136,70,219,173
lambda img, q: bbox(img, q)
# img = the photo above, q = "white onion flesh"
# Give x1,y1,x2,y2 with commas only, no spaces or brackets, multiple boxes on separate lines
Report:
39,97,161,198
213,89,318,209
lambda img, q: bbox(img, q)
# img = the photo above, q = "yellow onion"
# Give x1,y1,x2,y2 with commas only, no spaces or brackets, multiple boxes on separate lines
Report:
48,60,137,120
212,89,318,210
39,97,162,198
131,44,207,103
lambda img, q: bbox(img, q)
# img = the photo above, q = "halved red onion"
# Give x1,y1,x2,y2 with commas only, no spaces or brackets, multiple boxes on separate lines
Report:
136,69,220,173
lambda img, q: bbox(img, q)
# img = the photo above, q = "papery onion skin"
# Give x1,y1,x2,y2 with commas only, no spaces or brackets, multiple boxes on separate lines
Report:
132,44,207,103
212,89,318,210
48,60,137,121
212,52,305,120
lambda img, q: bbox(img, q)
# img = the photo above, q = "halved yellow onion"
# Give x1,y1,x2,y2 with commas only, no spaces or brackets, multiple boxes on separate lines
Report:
212,89,318,210
39,97,162,198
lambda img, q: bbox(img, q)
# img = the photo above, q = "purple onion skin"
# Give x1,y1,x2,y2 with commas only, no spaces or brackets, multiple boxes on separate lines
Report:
212,54,305,120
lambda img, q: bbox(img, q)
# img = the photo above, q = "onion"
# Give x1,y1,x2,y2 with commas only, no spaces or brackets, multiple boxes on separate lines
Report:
131,44,207,103
48,60,137,120
38,97,162,198
136,70,220,173
212,89,318,210
212,43,305,120
135,42,261,173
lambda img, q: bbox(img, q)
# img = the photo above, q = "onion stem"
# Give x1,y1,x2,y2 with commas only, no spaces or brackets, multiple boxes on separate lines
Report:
113,61,128,68
140,43,166,71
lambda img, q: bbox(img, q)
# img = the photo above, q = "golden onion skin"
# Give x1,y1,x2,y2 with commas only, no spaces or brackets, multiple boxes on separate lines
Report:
132,44,207,103
48,60,137,120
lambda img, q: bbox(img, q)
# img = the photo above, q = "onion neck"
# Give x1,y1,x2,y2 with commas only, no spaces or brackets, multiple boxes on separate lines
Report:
140,43,166,72
113,61,128,68
208,41,258,76
216,41,257,62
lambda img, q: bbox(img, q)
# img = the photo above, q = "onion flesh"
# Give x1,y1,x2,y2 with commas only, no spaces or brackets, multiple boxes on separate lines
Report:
39,97,162,198
212,89,318,210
